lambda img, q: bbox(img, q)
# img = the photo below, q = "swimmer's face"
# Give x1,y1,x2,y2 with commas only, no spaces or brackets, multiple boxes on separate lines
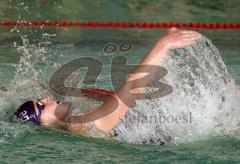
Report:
33,96,71,127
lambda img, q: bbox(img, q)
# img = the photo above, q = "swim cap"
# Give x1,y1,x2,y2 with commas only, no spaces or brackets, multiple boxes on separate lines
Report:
13,101,40,125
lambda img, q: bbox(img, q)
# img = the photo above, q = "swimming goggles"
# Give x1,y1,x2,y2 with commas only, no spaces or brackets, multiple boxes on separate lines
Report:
36,99,45,118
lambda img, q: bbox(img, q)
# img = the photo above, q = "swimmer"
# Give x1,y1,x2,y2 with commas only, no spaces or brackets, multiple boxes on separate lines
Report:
12,28,201,135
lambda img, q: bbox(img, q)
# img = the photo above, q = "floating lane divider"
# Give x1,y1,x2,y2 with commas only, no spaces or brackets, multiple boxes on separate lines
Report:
1,21,240,29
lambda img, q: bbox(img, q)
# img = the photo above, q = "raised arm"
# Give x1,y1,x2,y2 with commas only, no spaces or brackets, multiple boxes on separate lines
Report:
68,28,201,132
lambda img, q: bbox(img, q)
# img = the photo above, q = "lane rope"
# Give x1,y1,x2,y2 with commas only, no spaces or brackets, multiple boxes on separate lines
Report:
1,21,240,29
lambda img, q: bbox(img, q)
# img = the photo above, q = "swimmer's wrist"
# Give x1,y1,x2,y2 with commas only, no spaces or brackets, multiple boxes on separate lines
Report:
155,39,171,51
149,40,170,59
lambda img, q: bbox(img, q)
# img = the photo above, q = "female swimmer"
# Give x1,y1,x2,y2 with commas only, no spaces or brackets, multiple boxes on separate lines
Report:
12,28,201,135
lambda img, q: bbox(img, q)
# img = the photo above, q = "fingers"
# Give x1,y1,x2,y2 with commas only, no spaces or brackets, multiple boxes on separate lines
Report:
162,28,202,49
172,33,201,48
180,30,198,34
166,28,201,37
177,30,201,39
182,33,200,39
179,30,201,38
179,35,199,46
181,34,200,42
165,27,179,34
168,27,178,32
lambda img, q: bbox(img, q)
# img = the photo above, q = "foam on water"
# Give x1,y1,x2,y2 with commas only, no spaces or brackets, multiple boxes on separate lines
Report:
109,36,240,145
0,32,53,144
0,31,99,143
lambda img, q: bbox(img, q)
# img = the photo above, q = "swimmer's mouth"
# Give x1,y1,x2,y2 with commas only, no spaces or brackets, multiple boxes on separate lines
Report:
57,101,61,104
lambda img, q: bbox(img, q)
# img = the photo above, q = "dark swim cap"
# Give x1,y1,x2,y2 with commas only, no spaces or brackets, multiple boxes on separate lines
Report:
13,101,40,125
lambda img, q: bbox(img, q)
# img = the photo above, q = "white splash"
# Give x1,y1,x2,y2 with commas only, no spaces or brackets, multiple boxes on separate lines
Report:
109,36,240,145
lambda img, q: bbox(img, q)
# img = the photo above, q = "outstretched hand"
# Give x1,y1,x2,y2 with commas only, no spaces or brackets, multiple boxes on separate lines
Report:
157,27,201,50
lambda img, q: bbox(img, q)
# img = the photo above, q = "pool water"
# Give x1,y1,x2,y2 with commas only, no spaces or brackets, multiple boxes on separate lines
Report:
1,0,240,163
